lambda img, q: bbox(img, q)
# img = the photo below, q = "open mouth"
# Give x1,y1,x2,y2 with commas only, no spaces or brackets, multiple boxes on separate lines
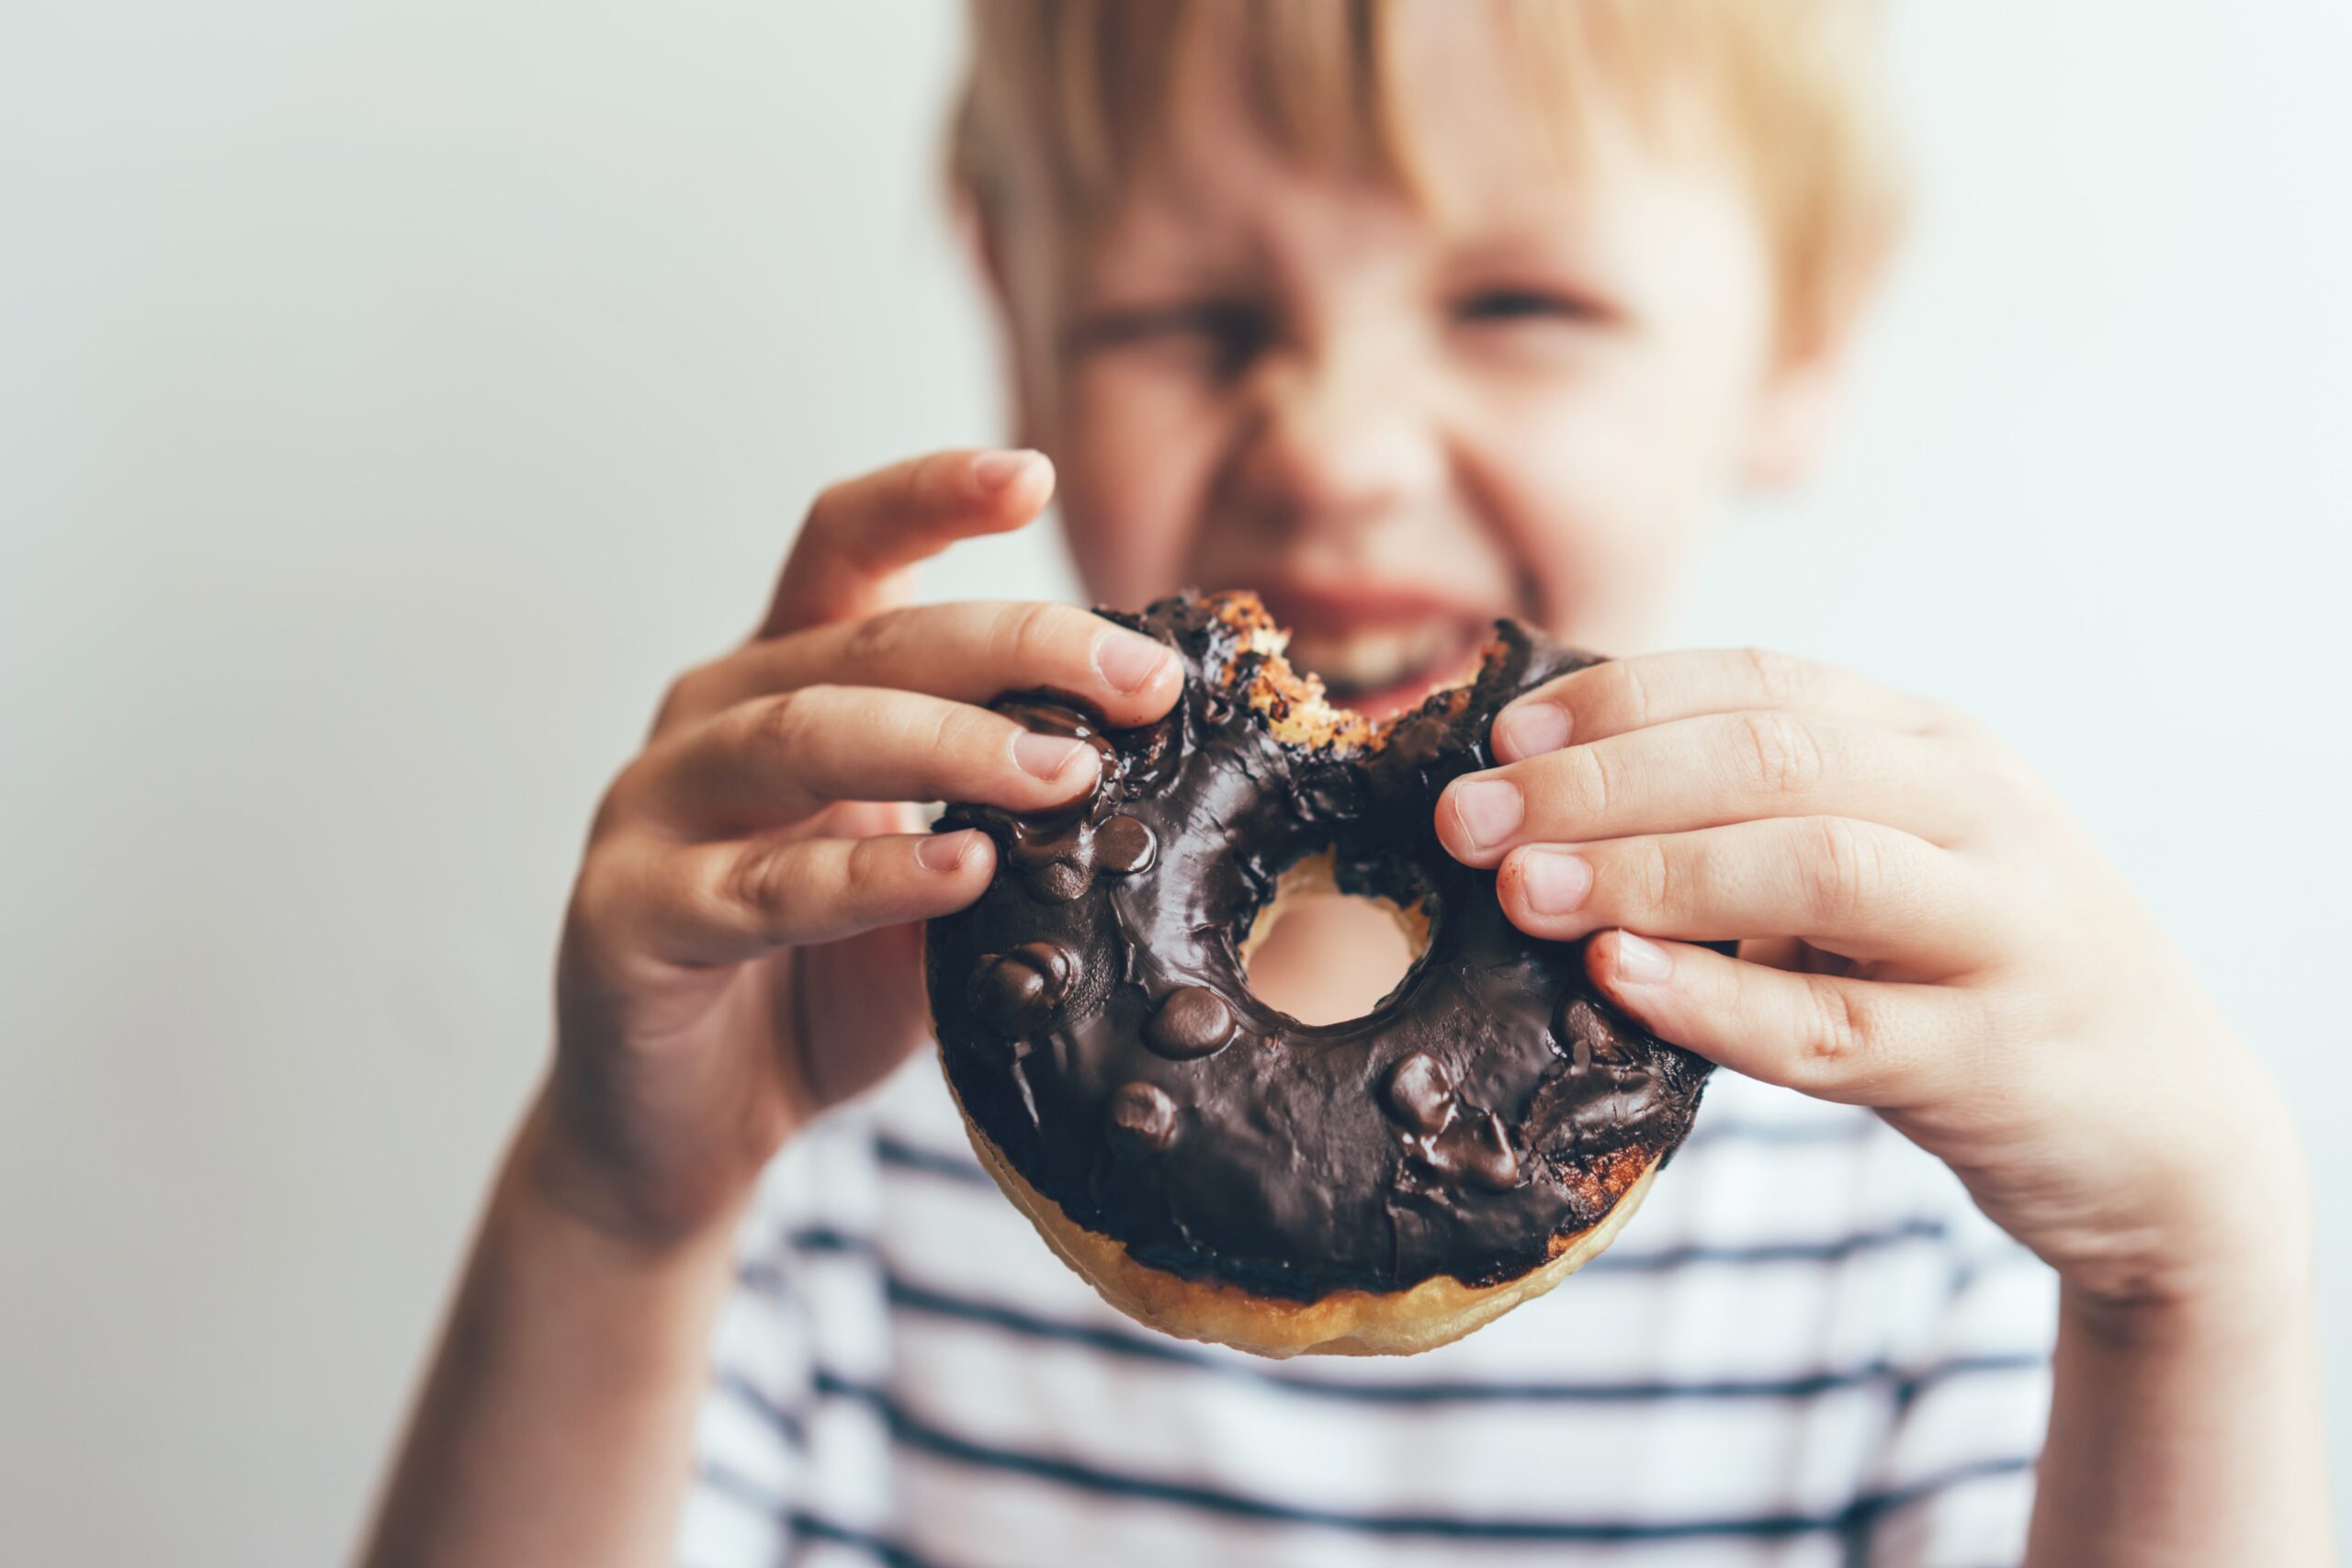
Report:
1276,617,1491,724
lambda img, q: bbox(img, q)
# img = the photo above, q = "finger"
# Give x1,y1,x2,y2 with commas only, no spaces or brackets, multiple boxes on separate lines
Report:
1440,712,1979,864
681,599,1181,729
1491,648,1948,763
1585,931,1974,1111
1492,817,1999,973
759,448,1056,637
589,827,997,967
618,685,1104,838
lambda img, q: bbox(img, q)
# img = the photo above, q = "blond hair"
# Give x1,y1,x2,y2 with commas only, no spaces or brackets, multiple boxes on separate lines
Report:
949,0,1905,355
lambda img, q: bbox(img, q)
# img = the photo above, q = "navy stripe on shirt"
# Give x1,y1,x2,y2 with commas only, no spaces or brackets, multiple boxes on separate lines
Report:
697,1462,944,1568
707,1375,2035,1546
742,1256,2039,1409
740,1247,2041,1411
884,1269,2044,1403
720,1324,2037,1450
714,1368,808,1449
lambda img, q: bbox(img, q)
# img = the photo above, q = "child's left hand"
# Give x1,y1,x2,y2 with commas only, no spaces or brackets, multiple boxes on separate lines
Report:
1434,648,2307,1325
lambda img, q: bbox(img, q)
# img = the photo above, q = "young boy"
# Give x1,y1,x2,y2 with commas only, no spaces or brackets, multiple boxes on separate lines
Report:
364,4,2329,1563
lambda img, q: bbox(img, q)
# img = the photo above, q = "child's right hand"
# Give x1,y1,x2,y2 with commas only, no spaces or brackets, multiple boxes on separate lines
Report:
529,448,1182,1247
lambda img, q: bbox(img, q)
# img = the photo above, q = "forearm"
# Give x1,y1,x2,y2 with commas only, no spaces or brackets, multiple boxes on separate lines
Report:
2024,1186,2332,1565
359,1100,744,1568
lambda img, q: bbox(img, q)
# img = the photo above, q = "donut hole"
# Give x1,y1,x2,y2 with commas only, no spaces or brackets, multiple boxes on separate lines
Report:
1238,850,1430,1026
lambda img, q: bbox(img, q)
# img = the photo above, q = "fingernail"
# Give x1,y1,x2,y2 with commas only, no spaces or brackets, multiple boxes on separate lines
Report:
1495,702,1570,760
1012,731,1093,782
972,448,1044,495
1611,932,1672,983
1451,778,1522,851
916,829,982,872
1521,849,1593,916
1095,629,1174,694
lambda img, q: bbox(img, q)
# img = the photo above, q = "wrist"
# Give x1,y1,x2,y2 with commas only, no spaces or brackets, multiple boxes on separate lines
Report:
2059,1129,2315,1350
361,1100,744,1568
449,1134,741,1389
506,1088,757,1275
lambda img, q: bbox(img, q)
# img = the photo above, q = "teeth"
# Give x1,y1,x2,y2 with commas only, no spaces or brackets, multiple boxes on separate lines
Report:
1285,621,1465,694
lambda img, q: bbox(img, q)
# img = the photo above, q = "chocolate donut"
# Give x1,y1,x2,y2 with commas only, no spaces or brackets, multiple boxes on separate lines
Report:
925,592,1713,1357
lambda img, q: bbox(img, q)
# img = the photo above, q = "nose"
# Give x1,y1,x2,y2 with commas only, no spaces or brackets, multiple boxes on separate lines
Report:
1227,335,1445,537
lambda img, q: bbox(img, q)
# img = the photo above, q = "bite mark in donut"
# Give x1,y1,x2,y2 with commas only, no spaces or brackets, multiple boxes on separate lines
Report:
924,591,1714,1357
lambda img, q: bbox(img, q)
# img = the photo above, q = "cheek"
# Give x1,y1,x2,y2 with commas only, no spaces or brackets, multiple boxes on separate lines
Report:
1048,366,1232,607
1464,355,1748,647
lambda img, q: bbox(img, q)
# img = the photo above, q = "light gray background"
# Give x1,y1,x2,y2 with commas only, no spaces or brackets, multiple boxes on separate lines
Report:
5,5,2346,1562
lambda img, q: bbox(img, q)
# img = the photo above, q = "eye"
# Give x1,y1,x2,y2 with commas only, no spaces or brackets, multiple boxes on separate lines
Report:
1453,287,1607,328
1066,300,1273,379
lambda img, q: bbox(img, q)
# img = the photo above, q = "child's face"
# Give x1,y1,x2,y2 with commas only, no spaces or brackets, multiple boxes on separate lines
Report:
991,22,1822,717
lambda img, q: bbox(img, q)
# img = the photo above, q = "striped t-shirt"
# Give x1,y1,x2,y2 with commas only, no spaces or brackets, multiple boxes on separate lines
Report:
675,1050,2055,1568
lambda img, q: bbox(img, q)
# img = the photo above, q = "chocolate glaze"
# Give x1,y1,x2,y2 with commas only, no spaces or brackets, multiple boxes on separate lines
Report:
927,592,1713,1303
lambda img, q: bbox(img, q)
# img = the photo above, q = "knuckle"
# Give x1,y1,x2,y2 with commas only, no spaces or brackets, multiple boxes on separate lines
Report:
749,685,825,755
1560,744,1616,819
1738,646,1813,705
1600,659,1653,729
568,844,629,934
1737,710,1825,796
1976,738,2049,807
1801,982,1872,1075
651,667,706,735
1003,600,1072,668
1802,817,1885,923
1629,836,1678,917
839,604,912,670
803,477,858,542
1920,700,1989,745
908,449,961,504
586,766,641,841
842,833,899,893
933,701,998,764
727,836,802,921
1973,981,2044,1064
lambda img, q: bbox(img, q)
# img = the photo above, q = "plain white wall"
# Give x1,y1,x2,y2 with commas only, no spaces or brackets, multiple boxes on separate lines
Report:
4,4,2346,1561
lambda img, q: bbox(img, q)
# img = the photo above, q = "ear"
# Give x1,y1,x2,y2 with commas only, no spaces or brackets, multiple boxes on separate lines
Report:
1740,339,1851,490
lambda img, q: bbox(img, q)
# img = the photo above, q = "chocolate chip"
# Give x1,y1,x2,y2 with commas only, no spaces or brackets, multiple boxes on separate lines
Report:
969,944,1069,1032
1094,814,1157,874
1554,996,1620,1074
1008,812,1085,866
1031,857,1092,903
1384,1051,1455,1135
1010,939,1074,991
1457,1111,1521,1192
1399,1103,1521,1193
1106,1081,1180,1155
1143,986,1236,1059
